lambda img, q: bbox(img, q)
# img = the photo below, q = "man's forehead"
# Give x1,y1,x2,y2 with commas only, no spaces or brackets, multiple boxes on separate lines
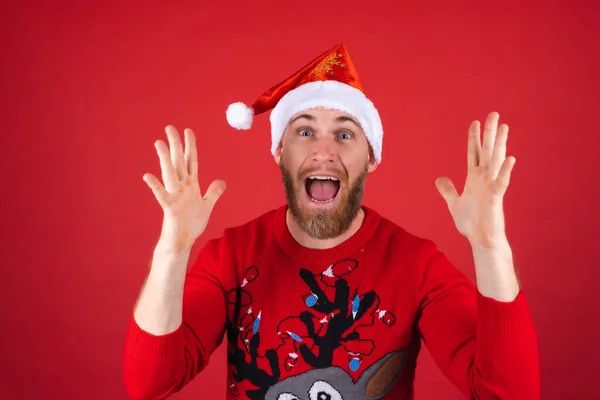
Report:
288,108,362,127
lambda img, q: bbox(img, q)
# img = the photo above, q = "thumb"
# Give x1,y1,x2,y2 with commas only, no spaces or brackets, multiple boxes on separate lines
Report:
203,179,227,209
435,177,459,210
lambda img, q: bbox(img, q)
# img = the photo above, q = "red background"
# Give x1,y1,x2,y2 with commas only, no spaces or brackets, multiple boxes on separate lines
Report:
1,1,599,399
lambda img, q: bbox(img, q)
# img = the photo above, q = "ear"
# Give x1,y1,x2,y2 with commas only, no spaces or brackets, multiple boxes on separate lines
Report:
367,157,378,173
274,127,289,166
367,146,378,173
357,350,407,399
273,142,282,166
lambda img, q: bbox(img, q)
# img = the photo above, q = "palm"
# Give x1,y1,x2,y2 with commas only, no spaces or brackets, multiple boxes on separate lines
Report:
161,174,213,246
435,112,515,249
143,125,226,254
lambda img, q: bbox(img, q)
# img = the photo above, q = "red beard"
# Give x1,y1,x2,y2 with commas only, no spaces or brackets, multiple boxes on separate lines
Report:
280,157,367,239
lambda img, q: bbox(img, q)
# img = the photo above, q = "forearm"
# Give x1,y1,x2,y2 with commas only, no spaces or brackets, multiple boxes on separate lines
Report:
418,271,540,399
133,241,191,335
470,290,540,399
471,238,520,302
124,239,227,400
471,240,540,398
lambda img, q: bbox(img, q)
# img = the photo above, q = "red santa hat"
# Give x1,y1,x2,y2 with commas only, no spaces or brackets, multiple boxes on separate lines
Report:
225,43,384,164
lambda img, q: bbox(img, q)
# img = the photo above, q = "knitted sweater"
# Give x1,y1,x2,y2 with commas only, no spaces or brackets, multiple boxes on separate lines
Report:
123,205,540,399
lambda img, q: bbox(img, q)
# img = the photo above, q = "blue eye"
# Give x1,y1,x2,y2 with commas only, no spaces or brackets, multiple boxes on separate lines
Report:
339,131,352,139
299,129,312,136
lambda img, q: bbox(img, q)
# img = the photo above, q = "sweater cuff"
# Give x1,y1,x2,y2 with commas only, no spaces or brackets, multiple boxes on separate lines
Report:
476,289,533,340
125,316,184,363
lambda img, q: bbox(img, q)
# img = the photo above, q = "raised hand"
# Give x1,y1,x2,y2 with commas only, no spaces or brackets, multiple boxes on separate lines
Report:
143,125,226,255
435,112,515,249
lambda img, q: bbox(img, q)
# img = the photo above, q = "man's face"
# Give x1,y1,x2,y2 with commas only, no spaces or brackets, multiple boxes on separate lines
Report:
274,108,378,239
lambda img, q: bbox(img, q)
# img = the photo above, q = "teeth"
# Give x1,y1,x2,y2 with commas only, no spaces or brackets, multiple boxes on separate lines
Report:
309,175,339,181
310,197,335,203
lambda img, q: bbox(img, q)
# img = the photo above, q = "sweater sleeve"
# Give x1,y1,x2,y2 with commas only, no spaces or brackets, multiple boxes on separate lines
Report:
415,241,540,399
123,236,229,400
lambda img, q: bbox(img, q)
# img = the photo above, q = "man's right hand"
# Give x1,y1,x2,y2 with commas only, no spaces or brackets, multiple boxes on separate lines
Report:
143,125,226,256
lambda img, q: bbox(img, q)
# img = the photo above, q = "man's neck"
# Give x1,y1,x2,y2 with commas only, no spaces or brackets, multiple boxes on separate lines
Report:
285,208,366,250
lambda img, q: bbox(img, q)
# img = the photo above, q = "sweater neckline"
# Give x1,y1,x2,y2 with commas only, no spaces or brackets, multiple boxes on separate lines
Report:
273,204,381,267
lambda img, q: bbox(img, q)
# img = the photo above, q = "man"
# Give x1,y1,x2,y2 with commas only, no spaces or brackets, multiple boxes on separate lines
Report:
123,44,540,399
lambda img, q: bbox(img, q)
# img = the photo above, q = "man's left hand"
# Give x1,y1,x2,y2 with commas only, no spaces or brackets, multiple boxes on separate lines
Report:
435,111,515,250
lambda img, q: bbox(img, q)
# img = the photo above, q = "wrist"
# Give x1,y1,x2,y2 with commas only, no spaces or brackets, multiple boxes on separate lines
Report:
154,238,193,258
468,234,510,253
471,239,520,302
149,240,192,280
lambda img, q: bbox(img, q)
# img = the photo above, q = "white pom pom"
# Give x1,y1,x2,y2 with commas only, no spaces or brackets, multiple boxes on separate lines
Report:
226,102,254,130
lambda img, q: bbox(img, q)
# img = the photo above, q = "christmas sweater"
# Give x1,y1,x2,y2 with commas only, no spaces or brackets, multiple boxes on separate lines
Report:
123,205,540,400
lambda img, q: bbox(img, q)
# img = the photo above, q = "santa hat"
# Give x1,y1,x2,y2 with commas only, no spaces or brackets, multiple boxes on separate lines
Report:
225,43,384,164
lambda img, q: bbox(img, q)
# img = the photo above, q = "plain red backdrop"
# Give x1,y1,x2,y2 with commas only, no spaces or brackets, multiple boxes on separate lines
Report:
1,0,599,399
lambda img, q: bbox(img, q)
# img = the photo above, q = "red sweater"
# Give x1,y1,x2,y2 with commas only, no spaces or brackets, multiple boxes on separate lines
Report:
123,205,540,399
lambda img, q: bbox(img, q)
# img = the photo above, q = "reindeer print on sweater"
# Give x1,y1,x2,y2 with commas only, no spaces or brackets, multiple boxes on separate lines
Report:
224,260,409,400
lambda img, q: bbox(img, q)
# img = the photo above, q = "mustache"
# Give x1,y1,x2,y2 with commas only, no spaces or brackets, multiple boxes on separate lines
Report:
297,165,349,182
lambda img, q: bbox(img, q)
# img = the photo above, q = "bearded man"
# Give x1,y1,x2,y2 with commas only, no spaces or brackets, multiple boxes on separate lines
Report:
123,44,540,400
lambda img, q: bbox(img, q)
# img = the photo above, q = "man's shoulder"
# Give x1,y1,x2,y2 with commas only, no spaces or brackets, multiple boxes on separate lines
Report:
220,205,284,240
366,206,439,255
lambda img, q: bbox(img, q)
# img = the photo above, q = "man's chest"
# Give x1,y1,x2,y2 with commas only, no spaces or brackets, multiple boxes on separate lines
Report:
224,251,419,399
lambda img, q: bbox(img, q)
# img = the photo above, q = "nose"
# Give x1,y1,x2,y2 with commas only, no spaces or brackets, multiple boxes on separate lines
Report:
310,136,336,164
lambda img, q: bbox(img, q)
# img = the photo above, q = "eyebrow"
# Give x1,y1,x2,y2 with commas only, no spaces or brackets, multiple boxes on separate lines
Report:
289,113,316,125
334,115,361,129
288,113,362,130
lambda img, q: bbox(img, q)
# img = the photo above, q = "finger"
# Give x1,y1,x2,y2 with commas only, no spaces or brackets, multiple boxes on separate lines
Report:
143,173,171,208
203,179,227,210
435,177,459,210
184,128,198,179
490,123,509,179
165,125,187,180
480,111,499,169
467,120,481,170
155,140,180,193
493,156,516,197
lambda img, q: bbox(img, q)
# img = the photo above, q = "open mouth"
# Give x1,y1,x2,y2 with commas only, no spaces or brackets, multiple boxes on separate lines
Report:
304,175,341,203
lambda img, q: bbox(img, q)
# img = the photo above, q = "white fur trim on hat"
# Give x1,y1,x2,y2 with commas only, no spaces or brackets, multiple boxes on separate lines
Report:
226,102,254,130
269,80,383,163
